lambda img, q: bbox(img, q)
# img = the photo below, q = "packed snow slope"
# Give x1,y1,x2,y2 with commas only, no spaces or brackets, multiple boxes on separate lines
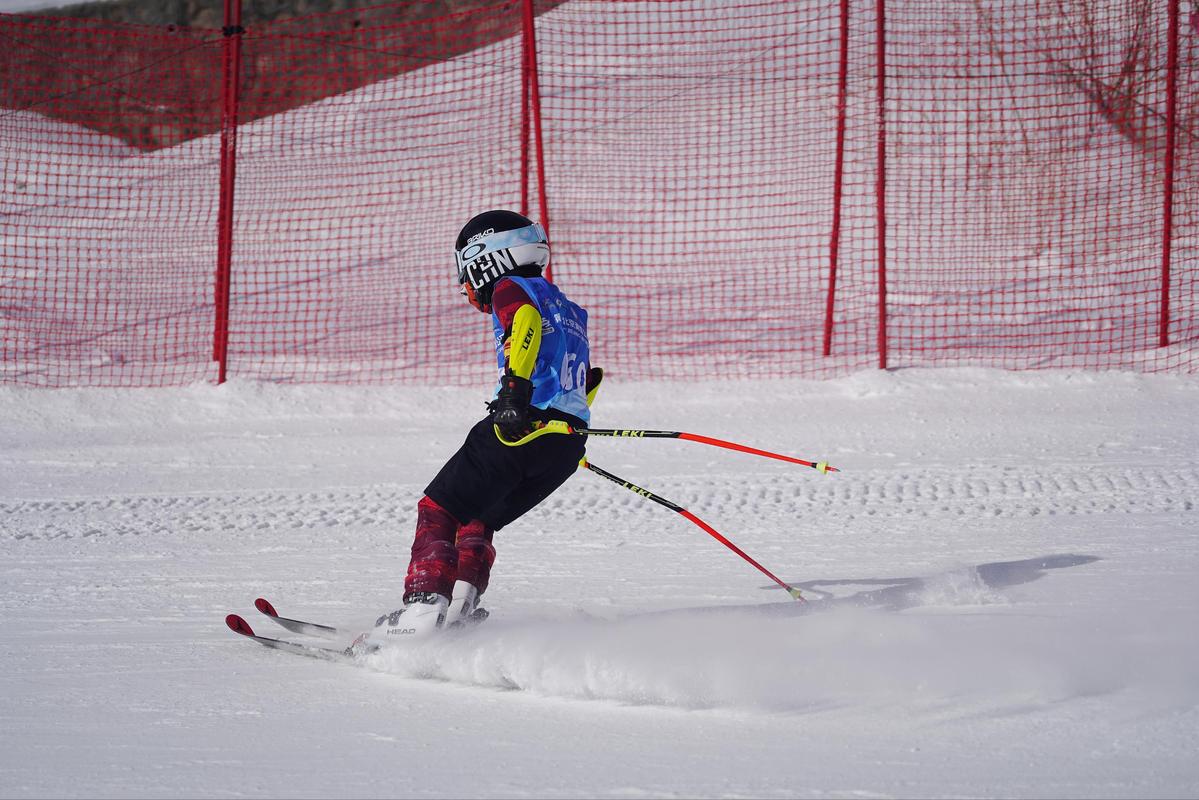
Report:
1,368,1197,798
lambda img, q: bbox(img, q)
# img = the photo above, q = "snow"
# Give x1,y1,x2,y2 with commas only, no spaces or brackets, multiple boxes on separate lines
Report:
2,368,1197,798
0,1,72,10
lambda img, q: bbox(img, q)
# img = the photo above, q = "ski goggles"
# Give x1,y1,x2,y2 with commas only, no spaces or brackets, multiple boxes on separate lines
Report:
455,222,546,284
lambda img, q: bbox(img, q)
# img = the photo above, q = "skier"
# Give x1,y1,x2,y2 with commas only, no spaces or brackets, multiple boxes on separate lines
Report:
357,210,592,650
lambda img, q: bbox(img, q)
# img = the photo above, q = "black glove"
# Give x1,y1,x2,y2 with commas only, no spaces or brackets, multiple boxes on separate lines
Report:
491,373,534,440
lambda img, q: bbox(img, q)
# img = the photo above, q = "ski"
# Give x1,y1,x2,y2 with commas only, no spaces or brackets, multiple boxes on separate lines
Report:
225,614,357,663
254,597,342,640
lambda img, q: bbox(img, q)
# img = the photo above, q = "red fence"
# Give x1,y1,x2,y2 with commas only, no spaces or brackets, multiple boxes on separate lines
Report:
1,0,1195,386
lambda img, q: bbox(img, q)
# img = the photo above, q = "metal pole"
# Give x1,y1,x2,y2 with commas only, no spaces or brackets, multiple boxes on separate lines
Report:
521,0,552,279
1159,0,1180,348
214,0,244,383
823,0,851,356
874,0,889,369
519,6,531,217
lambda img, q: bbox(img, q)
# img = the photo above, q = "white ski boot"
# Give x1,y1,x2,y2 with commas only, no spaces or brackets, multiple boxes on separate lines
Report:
350,592,449,655
447,580,490,629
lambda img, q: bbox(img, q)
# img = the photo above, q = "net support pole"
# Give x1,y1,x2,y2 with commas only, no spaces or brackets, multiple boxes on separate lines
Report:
873,0,889,369
822,0,851,356
1159,0,1180,348
521,0,552,279
214,0,244,384
519,5,531,217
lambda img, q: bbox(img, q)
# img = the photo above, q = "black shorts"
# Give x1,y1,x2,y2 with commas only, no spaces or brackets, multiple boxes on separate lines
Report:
424,415,586,530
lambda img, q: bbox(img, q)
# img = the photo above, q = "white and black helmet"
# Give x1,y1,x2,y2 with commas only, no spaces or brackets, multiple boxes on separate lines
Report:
454,210,549,305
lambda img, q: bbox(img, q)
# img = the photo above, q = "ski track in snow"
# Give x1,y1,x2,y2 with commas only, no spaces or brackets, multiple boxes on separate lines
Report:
4,457,1196,719
4,464,1196,542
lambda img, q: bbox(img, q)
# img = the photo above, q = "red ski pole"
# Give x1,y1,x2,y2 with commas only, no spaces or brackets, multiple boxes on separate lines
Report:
578,427,838,474
582,459,806,602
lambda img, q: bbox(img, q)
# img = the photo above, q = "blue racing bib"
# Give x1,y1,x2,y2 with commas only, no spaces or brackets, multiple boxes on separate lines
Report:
491,276,590,424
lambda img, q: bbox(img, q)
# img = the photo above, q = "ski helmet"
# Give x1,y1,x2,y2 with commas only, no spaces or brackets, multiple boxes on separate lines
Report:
454,210,549,311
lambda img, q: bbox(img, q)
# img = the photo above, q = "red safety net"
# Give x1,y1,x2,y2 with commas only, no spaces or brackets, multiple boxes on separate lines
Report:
1,16,222,385
1,0,1195,386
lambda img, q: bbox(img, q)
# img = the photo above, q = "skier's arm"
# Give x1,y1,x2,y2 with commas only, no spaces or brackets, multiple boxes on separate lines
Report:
491,279,542,378
505,303,542,379
490,278,542,439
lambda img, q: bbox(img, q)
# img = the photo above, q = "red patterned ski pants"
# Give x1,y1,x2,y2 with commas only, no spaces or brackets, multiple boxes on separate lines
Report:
404,495,496,600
